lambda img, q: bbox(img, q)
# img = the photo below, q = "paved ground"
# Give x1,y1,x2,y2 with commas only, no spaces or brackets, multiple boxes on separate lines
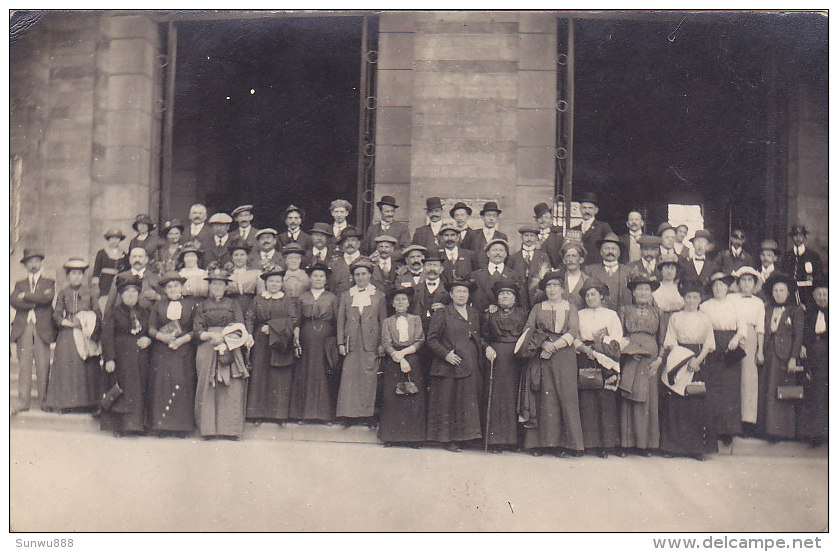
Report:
10,428,828,532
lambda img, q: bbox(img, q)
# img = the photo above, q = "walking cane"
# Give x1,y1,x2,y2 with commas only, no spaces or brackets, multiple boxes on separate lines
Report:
484,357,495,453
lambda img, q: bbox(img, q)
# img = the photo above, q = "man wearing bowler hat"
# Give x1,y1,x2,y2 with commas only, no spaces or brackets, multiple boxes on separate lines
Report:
362,195,411,255
781,225,824,308
278,204,313,251
628,234,662,277
535,201,568,268
304,222,337,267
449,201,473,245
470,238,525,313
329,226,364,296
582,232,632,309
678,229,718,286
412,196,446,252
570,191,613,264
10,248,56,413
462,201,509,269
410,249,451,332
232,204,259,247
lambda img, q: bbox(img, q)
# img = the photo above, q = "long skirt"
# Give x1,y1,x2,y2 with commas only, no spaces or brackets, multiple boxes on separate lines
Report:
246,331,293,420
426,372,482,443
147,340,196,432
740,324,759,424
523,347,584,451
483,341,522,446
336,327,379,418
762,333,798,439
289,320,335,421
620,355,660,449
195,334,247,437
801,336,828,440
378,353,426,443
101,333,150,432
706,330,742,436
44,327,100,409
659,344,718,455
577,352,619,449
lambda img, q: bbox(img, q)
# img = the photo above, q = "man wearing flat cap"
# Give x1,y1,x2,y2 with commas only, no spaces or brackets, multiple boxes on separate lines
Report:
232,204,259,247
461,201,509,269
362,195,411,255
10,248,56,413
470,238,525,313
678,229,718,286
582,232,632,309
570,191,613,264
277,204,313,251
781,225,824,308
438,221,475,285
757,239,781,287
248,228,284,270
412,197,446,252
393,244,427,290
370,235,402,294
203,212,234,266
627,234,662,277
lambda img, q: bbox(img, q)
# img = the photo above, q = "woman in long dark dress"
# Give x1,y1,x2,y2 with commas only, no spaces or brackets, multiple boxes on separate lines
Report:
92,228,128,312
699,272,745,445
147,272,198,436
519,270,584,457
128,213,158,258
226,238,263,316
574,277,623,458
194,264,254,439
482,277,527,452
801,277,828,446
245,266,301,423
45,258,102,411
100,274,152,435
426,278,485,452
659,279,718,460
289,262,339,421
153,219,184,275
761,273,804,442
379,287,426,446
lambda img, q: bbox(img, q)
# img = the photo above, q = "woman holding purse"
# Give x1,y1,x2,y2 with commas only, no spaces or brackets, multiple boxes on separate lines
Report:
800,276,828,447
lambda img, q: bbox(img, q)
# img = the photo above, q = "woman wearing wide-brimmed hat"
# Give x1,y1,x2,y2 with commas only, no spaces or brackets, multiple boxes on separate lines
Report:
761,272,804,442
178,241,208,298
245,265,301,423
699,271,745,444
128,213,159,258
280,243,310,298
336,256,387,426
652,252,685,330
618,271,664,456
730,265,765,434
193,264,254,439
92,228,128,308
226,237,264,316
146,271,199,436
45,258,103,412
657,279,718,460
800,275,828,446
574,277,623,458
518,270,584,457
153,219,186,275
289,261,340,422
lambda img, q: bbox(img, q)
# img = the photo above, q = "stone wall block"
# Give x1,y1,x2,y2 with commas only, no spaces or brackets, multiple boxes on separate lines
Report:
519,12,558,33
377,70,414,107
380,11,416,33
106,73,154,113
516,109,555,146
374,145,412,182
107,38,156,76
518,33,557,70
517,147,555,181
518,70,557,108
414,34,518,61
376,107,413,145
378,33,414,70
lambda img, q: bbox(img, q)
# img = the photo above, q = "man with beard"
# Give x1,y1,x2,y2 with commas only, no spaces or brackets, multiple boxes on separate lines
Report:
570,191,613,264
370,235,401,294
582,232,632,310
394,244,427,290
232,204,259,247
105,246,162,312
248,228,283,270
619,210,646,265
183,203,214,248
470,239,524,313
304,222,337,267
203,212,234,266
462,201,508,269
410,249,450,334
278,204,313,251
438,221,475,284
412,197,445,252
361,195,411,255
328,226,364,296
628,235,662,277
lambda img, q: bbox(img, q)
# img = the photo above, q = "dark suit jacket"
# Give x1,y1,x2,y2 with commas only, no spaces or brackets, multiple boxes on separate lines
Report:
410,280,450,333
10,276,56,343
328,257,354,297
393,269,425,291
765,305,804,361
303,245,337,269
426,304,486,378
440,247,476,284
337,288,387,353
371,259,402,295
470,265,525,314
461,228,509,269
412,224,442,252
362,221,412,255
717,249,757,274
678,255,719,286
571,219,613,264
582,263,632,310
247,248,284,271
781,248,825,306
278,230,313,251
541,229,565,268
105,269,163,314
182,223,215,249
203,234,234,266
619,233,647,265
232,226,260,248
507,249,551,310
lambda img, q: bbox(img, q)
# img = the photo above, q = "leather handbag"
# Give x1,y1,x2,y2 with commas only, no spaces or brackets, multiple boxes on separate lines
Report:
724,346,747,365
577,367,604,390
685,381,707,396
395,372,419,396
93,381,123,417
777,385,804,400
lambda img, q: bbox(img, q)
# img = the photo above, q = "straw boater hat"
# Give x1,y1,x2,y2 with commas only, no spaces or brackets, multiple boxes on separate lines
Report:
208,212,233,225
309,223,332,237
376,195,399,209
449,201,472,217
161,218,185,236
444,277,477,293
232,204,254,218
492,276,520,298
305,260,332,276
20,248,45,264
63,258,89,272
733,265,760,282
627,271,660,292
349,256,375,273
337,226,363,243
479,201,502,215
116,273,142,293
260,265,286,281
159,271,187,286
578,277,609,298
104,228,126,240
538,269,566,291
255,228,278,239
661,345,698,397
131,213,156,232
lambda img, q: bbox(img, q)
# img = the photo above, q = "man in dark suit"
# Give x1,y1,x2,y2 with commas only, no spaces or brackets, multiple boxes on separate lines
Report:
203,212,234,266
278,204,313,251
462,201,508,269
105,246,163,313
248,228,283,270
393,244,427,290
571,191,612,264
370,235,401,294
438,221,475,284
231,204,259,247
328,226,363,296
10,249,56,413
412,196,445,252
656,222,690,261
304,222,337,267
781,225,825,308
717,228,756,274
582,232,632,310
183,203,214,248
678,229,718,286
470,238,525,313
362,195,411,255
410,249,450,333
449,201,472,245
508,224,551,310
619,210,646,265
627,234,661,277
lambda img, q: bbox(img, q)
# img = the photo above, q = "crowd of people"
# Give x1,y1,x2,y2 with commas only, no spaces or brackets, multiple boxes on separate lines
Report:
10,192,828,459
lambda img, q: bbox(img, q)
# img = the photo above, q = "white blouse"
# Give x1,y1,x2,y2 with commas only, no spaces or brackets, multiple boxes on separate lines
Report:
730,293,766,334
664,310,716,350
699,296,742,332
653,282,685,313
578,307,623,342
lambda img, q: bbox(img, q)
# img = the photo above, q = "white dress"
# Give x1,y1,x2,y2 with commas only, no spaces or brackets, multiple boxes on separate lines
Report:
729,292,766,423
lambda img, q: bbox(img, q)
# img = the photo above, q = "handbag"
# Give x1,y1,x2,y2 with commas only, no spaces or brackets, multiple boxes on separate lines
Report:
777,385,804,400
577,367,604,389
395,371,419,396
685,381,707,396
724,346,747,365
93,381,123,417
